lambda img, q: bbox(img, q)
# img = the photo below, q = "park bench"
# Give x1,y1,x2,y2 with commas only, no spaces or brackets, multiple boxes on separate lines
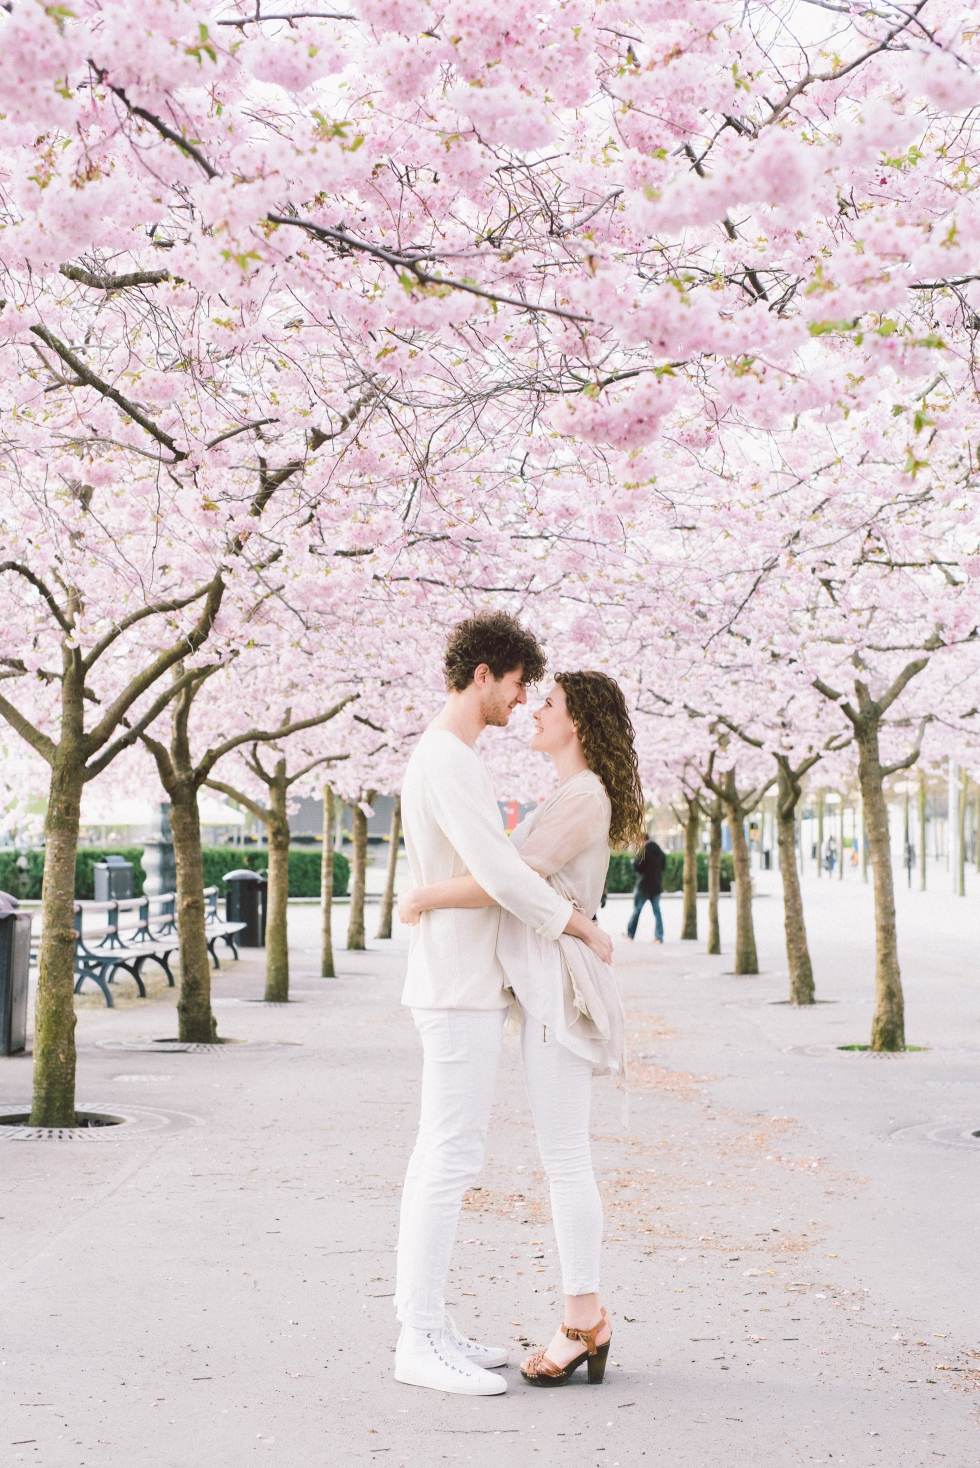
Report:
202,885,246,969
104,887,244,969
71,895,181,1007
29,889,247,1007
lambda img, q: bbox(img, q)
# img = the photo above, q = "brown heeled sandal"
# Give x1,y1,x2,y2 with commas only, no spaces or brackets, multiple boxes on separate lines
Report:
520,1308,611,1387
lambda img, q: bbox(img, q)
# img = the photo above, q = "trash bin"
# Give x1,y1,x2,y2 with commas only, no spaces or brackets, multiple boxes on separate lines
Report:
223,869,267,947
0,891,31,1057
93,855,134,902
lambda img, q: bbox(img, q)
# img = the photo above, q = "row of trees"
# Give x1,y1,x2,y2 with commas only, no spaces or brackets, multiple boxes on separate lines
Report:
3,0,980,1126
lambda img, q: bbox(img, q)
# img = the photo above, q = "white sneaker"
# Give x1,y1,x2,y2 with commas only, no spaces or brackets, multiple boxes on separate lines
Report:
395,1326,507,1395
444,1313,510,1370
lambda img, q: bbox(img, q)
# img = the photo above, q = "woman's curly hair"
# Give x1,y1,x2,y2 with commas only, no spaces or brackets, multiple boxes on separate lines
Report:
555,671,646,851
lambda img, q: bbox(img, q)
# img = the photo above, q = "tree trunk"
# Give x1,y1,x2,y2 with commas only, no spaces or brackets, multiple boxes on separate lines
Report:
856,726,905,1051
168,780,218,1043
376,794,401,940
725,776,758,975
31,755,84,1126
321,784,335,978
958,771,968,897
706,799,722,956
776,763,814,1004
681,795,698,940
347,790,376,951
264,761,291,1002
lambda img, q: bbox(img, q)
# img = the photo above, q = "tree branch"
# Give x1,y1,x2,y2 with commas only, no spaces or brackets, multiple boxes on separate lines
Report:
83,576,224,755
29,326,187,462
880,716,932,778
93,66,220,179
85,663,222,778
267,215,592,323
284,751,349,787
195,695,357,781
139,729,175,786
206,418,278,449
81,579,221,672
202,777,269,825
0,561,72,633
874,658,931,719
0,689,57,764
217,9,357,25
60,262,171,291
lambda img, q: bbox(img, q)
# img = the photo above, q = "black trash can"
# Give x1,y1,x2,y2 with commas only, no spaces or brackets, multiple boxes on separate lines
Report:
223,869,267,947
0,891,32,1056
93,855,133,902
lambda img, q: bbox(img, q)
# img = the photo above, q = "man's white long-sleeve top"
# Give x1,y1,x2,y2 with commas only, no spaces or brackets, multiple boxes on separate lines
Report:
400,729,573,1009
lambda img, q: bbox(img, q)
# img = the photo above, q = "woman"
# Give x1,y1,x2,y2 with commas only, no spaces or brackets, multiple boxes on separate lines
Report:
398,671,646,1387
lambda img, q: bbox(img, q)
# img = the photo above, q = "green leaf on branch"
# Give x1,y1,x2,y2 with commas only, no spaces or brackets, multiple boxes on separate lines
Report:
185,23,218,65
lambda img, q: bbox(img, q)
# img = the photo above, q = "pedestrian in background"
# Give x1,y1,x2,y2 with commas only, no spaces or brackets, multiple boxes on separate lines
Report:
625,832,665,944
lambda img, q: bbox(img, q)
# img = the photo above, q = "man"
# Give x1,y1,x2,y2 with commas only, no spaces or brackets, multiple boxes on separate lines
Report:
393,611,613,1396
625,832,665,944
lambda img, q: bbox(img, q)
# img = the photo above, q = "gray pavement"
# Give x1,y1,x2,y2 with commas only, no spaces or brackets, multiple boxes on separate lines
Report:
1,872,978,1467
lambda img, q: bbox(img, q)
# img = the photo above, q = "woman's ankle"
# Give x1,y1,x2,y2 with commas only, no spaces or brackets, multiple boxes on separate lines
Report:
563,1293,602,1331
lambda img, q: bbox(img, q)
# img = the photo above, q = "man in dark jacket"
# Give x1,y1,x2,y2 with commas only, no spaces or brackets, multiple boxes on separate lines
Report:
625,835,665,943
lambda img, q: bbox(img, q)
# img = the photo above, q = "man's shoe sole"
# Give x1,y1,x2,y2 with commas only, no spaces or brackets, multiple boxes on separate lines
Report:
395,1365,507,1395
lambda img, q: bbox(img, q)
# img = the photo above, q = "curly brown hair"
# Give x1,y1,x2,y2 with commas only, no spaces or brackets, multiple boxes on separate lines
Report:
555,671,646,850
444,612,546,692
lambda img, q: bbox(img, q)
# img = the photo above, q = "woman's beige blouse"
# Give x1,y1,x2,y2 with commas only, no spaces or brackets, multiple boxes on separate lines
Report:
496,768,625,1075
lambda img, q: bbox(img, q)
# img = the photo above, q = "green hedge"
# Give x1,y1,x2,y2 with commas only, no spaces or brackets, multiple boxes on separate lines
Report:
607,849,734,895
0,845,350,900
0,848,47,901
199,846,350,898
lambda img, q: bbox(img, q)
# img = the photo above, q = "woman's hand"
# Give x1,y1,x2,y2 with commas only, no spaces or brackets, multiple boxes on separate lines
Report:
564,908,614,965
397,888,425,927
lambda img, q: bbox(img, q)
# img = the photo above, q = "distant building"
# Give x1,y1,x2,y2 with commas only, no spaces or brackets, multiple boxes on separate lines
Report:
288,793,540,844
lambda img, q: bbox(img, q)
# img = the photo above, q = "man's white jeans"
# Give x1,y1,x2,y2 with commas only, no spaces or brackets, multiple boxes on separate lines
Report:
395,1006,602,1331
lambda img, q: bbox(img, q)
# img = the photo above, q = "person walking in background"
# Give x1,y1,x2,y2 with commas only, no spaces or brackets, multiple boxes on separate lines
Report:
625,832,665,944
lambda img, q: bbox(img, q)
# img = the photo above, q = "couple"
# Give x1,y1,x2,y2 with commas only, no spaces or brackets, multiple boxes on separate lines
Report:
393,611,646,1395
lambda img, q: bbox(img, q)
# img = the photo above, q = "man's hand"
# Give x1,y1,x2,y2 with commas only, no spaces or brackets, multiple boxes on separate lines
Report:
397,889,424,927
564,908,614,966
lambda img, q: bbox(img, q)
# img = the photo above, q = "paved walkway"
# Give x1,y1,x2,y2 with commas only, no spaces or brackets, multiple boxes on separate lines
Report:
1,874,978,1466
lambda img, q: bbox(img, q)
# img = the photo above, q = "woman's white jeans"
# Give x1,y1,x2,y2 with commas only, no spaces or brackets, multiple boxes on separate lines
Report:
395,1006,602,1330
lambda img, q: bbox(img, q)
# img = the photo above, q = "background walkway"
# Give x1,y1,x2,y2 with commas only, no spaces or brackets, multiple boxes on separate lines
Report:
1,877,978,1466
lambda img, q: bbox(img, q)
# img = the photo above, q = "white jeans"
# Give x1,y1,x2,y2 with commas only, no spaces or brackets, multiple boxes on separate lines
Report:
395,1006,602,1330
520,1015,603,1297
